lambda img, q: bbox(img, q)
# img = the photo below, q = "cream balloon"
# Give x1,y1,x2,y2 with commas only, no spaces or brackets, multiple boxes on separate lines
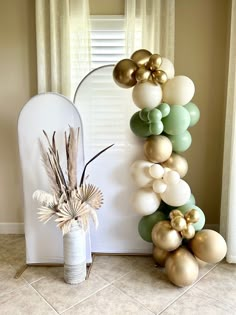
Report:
149,164,165,179
152,220,182,251
163,75,195,106
161,153,188,178
153,179,167,194
132,188,161,215
189,229,227,264
160,180,191,207
163,170,180,185
158,57,175,79
130,160,154,187
132,81,162,109
165,247,199,287
153,246,170,267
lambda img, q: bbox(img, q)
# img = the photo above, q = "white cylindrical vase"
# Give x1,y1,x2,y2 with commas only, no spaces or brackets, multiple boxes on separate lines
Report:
63,221,86,284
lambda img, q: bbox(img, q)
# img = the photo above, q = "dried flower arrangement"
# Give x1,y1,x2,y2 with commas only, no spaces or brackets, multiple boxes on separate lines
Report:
33,127,113,235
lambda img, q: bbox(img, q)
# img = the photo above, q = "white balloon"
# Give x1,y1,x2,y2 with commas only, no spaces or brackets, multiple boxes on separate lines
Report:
132,81,162,109
130,160,154,187
132,188,161,215
163,170,180,185
163,76,195,106
153,179,167,194
149,164,164,179
159,57,175,79
160,180,191,207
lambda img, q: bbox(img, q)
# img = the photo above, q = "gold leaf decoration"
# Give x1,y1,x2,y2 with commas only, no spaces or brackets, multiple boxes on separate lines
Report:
77,184,103,209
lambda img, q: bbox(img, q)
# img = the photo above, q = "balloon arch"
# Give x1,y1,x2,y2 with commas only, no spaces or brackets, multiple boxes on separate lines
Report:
113,49,227,287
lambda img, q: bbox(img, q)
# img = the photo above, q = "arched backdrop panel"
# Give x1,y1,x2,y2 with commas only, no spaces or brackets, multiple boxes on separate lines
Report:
74,65,152,254
18,92,92,263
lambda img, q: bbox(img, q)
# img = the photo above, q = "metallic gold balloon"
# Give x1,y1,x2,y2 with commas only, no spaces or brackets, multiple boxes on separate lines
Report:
169,209,184,220
189,229,227,264
152,70,168,85
153,246,170,267
146,54,162,71
181,223,195,239
144,135,172,163
113,59,138,88
152,220,182,251
185,209,200,223
165,247,199,287
171,216,187,232
161,153,188,178
135,67,151,82
130,49,152,67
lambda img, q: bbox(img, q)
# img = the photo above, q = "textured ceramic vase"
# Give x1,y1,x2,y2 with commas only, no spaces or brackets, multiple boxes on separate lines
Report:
63,221,86,284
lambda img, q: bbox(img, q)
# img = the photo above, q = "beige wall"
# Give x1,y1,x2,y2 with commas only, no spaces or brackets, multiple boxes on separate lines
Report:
0,0,37,222
0,0,229,225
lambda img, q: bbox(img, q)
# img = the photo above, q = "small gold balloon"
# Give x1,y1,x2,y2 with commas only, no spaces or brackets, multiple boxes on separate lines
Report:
185,209,200,223
146,54,162,71
153,246,170,267
144,135,172,163
161,153,188,178
189,229,227,264
165,247,199,287
169,209,184,220
171,216,187,232
181,223,195,239
113,59,138,88
152,70,168,85
135,67,151,82
152,220,182,251
130,49,152,67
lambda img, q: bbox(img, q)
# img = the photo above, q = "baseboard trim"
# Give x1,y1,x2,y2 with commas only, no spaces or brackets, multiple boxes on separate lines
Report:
0,223,24,234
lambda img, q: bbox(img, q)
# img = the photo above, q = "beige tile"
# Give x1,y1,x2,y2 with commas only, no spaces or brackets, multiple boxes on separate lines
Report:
217,259,236,273
0,285,57,315
22,265,63,284
113,264,187,314
63,284,154,315
0,236,26,270
0,262,27,297
162,286,234,315
195,264,236,309
32,268,109,313
90,255,155,283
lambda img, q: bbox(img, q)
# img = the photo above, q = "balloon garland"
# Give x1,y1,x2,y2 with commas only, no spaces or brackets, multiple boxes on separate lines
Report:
113,49,227,287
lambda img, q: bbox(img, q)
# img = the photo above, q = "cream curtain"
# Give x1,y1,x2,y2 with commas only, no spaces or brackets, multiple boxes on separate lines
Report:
125,0,175,62
35,0,90,98
220,0,236,263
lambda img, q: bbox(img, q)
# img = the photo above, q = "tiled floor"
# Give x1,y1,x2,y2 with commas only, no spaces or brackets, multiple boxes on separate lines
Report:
0,235,236,315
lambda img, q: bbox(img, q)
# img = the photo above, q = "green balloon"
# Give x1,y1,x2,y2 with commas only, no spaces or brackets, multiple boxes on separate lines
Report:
157,103,170,117
148,108,162,123
149,121,163,135
167,130,192,153
139,108,150,122
130,112,151,137
162,105,190,135
184,102,200,127
178,194,196,212
138,210,167,242
178,205,205,231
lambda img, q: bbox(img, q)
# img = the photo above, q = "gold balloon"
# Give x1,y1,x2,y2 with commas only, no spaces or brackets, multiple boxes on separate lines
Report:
181,223,195,239
144,135,172,163
189,229,227,264
152,70,168,85
195,256,208,268
153,246,170,267
169,209,184,220
113,59,138,88
165,247,199,287
146,54,162,71
135,67,151,82
152,220,182,251
161,153,188,178
185,209,200,223
130,49,152,67
171,216,187,232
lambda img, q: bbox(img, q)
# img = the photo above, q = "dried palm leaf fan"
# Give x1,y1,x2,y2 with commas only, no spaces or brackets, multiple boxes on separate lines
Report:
33,127,113,235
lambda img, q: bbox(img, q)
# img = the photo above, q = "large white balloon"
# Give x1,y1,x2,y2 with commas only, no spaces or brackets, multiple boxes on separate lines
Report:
132,81,162,109
163,76,195,106
160,180,191,207
130,160,154,187
132,188,161,215
159,57,175,79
